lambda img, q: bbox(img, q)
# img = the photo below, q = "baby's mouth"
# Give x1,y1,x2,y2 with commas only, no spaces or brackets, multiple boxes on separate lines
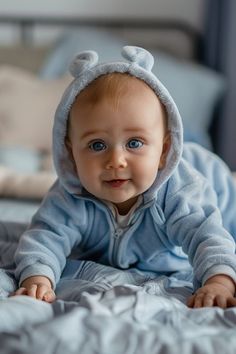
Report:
105,179,129,188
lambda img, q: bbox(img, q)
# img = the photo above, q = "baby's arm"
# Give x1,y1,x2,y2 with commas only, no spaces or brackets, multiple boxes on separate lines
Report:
187,274,236,308
12,276,56,303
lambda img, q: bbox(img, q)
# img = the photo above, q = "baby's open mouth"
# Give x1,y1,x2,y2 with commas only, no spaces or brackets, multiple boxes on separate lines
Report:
105,179,129,188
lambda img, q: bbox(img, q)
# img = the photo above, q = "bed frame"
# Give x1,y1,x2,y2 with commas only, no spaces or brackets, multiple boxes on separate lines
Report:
0,13,235,170
0,15,202,57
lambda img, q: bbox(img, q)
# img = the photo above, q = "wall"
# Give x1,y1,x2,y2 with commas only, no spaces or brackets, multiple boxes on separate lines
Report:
0,0,205,44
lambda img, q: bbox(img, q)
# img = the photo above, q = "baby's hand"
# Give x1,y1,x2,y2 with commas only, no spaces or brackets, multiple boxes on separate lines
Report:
187,274,236,309
12,275,56,303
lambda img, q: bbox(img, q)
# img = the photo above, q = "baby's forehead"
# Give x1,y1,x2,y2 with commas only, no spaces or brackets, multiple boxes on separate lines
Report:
72,72,162,108
69,73,168,132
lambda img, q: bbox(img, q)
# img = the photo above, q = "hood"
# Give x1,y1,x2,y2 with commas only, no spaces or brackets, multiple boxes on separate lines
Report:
53,46,183,202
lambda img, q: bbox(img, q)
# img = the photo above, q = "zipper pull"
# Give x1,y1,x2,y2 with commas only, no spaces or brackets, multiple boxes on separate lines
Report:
114,228,123,238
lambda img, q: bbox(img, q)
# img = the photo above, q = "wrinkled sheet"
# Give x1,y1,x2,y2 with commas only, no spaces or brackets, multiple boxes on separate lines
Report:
1,222,236,354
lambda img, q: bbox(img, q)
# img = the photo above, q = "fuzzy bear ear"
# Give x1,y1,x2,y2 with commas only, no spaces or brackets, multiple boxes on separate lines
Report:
121,46,154,72
69,51,99,78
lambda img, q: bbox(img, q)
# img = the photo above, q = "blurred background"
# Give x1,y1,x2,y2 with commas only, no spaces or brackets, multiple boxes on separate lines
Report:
0,0,235,180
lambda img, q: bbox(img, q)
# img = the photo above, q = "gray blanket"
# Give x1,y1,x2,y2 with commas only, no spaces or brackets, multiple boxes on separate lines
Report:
1,221,236,354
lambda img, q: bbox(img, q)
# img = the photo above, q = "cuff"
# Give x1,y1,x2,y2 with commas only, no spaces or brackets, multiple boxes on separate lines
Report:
202,265,236,285
19,264,56,290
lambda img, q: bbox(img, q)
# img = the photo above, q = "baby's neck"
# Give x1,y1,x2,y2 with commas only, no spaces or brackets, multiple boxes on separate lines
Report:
111,196,143,228
113,196,140,215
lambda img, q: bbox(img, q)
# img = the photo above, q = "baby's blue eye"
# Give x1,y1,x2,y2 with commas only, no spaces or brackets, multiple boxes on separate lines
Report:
89,141,106,151
127,139,143,149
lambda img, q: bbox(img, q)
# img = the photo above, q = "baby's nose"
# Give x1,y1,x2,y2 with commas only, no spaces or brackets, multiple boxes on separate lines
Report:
105,148,127,169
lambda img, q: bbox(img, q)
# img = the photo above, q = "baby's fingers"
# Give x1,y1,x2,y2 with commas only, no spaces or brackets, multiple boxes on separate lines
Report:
42,291,56,303
192,293,205,308
187,294,204,308
188,294,236,309
35,284,56,302
191,294,226,308
9,284,55,302
10,287,28,297
214,295,227,309
27,284,38,299
226,297,236,308
187,293,214,308
186,294,195,308
202,294,215,307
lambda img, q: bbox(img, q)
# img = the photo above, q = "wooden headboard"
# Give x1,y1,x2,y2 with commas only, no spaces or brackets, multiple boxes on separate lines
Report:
1,13,235,170
0,15,202,59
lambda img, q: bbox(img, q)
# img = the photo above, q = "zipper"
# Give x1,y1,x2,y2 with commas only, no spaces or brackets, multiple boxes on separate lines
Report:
111,227,124,265
109,199,158,267
74,192,157,266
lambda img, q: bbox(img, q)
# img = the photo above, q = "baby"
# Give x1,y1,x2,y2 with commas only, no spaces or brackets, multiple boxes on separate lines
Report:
13,46,236,308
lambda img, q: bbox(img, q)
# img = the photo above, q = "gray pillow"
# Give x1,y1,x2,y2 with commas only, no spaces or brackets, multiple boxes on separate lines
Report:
150,50,225,149
39,28,225,149
39,27,127,78
0,147,41,173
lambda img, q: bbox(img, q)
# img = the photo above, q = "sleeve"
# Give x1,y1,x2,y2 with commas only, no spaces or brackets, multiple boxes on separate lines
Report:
164,161,236,290
14,181,85,289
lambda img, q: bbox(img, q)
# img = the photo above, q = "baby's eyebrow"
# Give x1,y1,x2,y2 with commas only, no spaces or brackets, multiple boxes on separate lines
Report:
123,128,146,134
80,127,150,140
80,130,104,140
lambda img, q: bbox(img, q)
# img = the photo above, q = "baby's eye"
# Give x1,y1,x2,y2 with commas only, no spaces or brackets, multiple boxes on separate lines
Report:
127,139,143,149
89,141,106,151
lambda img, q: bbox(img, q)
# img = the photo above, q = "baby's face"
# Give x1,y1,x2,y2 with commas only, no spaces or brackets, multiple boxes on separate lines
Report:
68,80,170,214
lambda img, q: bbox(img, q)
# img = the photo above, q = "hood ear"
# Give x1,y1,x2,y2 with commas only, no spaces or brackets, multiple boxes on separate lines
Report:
121,46,154,71
69,51,99,78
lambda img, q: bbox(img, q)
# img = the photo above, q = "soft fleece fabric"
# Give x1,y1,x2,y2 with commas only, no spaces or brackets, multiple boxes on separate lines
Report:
14,46,236,290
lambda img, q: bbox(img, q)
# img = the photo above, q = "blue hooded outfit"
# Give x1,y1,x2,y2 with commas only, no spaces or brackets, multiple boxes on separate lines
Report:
14,46,236,291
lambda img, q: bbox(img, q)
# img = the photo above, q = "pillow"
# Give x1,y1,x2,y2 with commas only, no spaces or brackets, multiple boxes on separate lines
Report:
151,50,226,150
39,27,127,79
233,172,236,183
0,146,41,173
40,28,225,149
0,65,71,152
0,166,56,199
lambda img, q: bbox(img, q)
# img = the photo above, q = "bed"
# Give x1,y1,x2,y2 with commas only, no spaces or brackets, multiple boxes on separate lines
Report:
1,9,236,354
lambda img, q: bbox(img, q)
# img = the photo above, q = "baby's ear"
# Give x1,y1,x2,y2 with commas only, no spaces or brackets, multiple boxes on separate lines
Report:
159,132,171,170
65,136,72,150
